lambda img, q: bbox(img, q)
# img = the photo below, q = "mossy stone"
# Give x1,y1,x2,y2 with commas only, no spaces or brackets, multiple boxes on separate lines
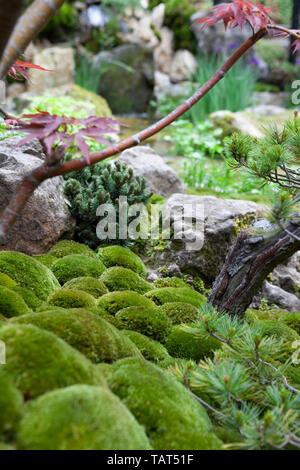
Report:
11,286,44,311
257,320,300,342
145,287,206,308
0,324,104,399
153,277,189,289
100,267,152,294
97,245,147,278
51,255,105,284
0,251,60,300
18,385,152,450
97,291,156,315
32,254,57,269
109,358,222,450
0,370,23,441
158,302,199,325
116,306,172,343
165,325,220,362
63,277,108,298
12,309,141,364
48,288,97,309
48,240,97,259
0,273,17,289
280,312,300,335
0,286,31,318
122,330,171,363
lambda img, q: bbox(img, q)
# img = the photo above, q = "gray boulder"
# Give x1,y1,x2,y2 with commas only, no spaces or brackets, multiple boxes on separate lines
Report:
261,281,300,312
272,252,300,299
0,137,75,255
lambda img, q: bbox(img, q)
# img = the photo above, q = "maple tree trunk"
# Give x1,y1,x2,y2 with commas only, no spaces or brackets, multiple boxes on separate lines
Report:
209,218,300,318
0,0,24,61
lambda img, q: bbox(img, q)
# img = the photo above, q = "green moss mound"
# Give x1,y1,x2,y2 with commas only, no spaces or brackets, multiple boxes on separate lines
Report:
158,302,199,325
63,277,108,298
100,267,152,294
0,286,31,318
98,291,156,315
48,240,97,259
245,308,289,323
12,309,141,364
51,255,105,284
153,277,189,289
145,287,206,308
18,385,152,450
97,245,147,278
280,312,300,335
116,306,172,343
257,320,300,342
0,370,23,441
0,273,17,289
48,288,97,309
165,325,221,361
109,358,222,450
32,254,57,269
0,324,104,399
11,286,44,311
0,251,60,300
122,330,171,363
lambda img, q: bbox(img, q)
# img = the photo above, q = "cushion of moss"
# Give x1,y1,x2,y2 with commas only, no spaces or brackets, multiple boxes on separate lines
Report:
153,277,189,289
0,251,60,300
18,385,152,450
51,255,105,284
48,288,97,309
0,370,23,440
0,324,104,399
122,330,171,363
32,254,57,269
280,312,300,335
257,320,300,342
63,277,108,298
165,325,220,362
0,273,17,289
158,302,199,325
96,363,113,379
48,240,97,259
12,309,141,364
116,306,172,343
0,443,15,450
97,245,147,278
98,290,156,315
100,267,152,294
245,308,290,323
0,286,31,318
109,358,222,450
145,287,206,308
11,286,43,311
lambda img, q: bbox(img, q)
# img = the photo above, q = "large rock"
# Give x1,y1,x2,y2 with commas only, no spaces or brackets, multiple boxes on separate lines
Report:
119,146,185,197
0,138,75,255
170,50,197,83
261,282,300,312
272,252,300,299
93,44,154,114
210,110,264,138
153,27,174,75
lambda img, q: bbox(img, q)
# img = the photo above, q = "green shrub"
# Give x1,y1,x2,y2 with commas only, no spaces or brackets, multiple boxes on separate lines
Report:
122,330,171,363
158,302,199,325
280,313,300,336
153,277,189,289
18,385,152,450
97,291,155,315
63,277,108,298
116,306,172,343
51,255,105,284
100,267,152,294
0,286,31,318
97,245,147,278
145,287,206,308
12,309,141,364
0,370,23,441
11,286,44,311
47,289,97,309
0,251,60,300
32,254,57,269
109,358,222,450
48,240,97,259
0,324,104,398
0,273,17,289
165,325,221,361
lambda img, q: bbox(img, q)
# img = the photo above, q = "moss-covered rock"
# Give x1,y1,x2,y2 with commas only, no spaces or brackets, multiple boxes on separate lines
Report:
122,330,171,363
0,273,17,289
47,288,97,309
245,308,289,323
0,370,23,441
0,324,104,398
0,251,60,300
32,254,57,269
18,385,152,450
97,245,147,278
109,358,222,450
63,277,108,298
51,255,105,284
153,277,189,289
165,325,220,362
100,267,152,294
257,320,300,342
0,286,31,318
11,286,44,311
48,240,97,259
158,302,199,325
280,312,300,336
97,291,156,315
12,309,141,364
145,287,206,308
116,306,172,343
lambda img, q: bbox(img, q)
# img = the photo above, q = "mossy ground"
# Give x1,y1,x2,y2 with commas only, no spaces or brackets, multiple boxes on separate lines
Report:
47,288,97,309
63,277,108,298
145,287,206,308
97,245,147,278
122,330,171,363
0,286,31,318
98,291,156,315
100,267,152,294
51,255,105,284
48,240,97,259
0,370,23,441
158,302,199,325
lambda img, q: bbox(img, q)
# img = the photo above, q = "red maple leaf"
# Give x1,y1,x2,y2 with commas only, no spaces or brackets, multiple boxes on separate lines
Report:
7,59,53,81
196,0,275,33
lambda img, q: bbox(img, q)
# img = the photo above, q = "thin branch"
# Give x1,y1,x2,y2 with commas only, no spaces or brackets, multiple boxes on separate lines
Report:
183,372,225,418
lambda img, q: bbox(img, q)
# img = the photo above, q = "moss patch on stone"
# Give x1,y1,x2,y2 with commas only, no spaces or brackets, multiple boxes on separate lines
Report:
158,302,199,325
48,240,97,259
63,277,108,298
0,370,23,441
48,289,97,309
153,277,189,289
122,330,171,363
100,267,152,294
32,254,57,269
0,273,17,289
0,286,31,318
11,286,44,311
97,291,156,315
280,312,300,336
97,245,147,278
51,255,105,284
257,320,299,342
145,287,206,308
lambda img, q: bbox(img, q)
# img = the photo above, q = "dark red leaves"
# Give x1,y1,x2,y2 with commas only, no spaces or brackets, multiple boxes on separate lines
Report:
7,59,53,81
196,0,275,33
292,37,300,54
